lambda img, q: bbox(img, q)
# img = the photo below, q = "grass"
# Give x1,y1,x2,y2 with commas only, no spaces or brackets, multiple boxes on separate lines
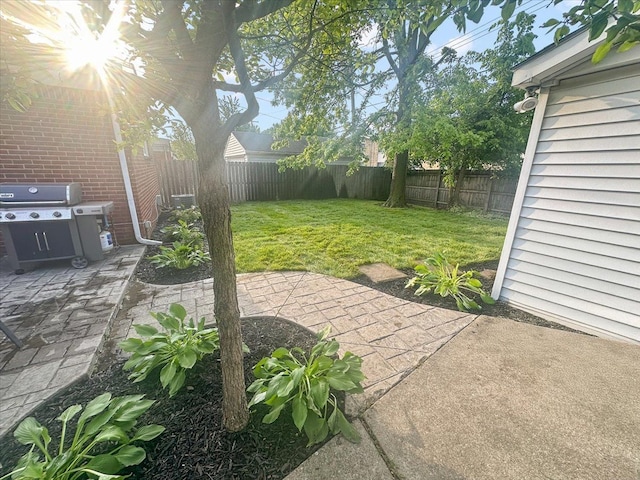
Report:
231,199,508,278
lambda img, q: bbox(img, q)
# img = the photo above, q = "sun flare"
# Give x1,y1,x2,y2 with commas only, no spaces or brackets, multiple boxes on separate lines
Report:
57,1,127,75
1,0,128,77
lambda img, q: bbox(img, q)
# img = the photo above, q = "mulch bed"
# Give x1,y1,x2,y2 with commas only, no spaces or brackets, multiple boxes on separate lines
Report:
351,261,585,334
0,317,332,480
134,209,213,285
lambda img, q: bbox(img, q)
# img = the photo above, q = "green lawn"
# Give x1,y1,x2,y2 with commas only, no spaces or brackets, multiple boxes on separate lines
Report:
231,199,508,278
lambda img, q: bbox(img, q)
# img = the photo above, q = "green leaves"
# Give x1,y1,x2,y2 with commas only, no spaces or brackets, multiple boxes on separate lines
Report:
248,327,364,446
407,252,495,312
161,220,205,248
147,242,211,270
6,393,164,480
120,303,230,397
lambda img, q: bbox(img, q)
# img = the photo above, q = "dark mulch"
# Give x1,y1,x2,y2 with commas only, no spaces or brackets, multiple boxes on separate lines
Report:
351,260,585,334
135,211,213,285
0,317,333,480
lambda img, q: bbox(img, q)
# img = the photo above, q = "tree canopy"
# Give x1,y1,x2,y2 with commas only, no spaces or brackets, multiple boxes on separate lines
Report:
406,13,537,187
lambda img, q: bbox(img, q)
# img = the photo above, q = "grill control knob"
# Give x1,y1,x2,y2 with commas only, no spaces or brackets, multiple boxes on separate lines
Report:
5,213,16,220
53,211,62,218
30,212,40,219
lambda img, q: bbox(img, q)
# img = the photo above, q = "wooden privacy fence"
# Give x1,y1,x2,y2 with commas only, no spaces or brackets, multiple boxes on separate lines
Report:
156,159,391,204
405,170,518,214
156,158,517,214
156,154,200,206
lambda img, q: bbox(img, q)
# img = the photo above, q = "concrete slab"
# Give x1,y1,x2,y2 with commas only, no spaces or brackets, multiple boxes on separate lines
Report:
358,263,407,283
364,315,640,480
284,420,394,480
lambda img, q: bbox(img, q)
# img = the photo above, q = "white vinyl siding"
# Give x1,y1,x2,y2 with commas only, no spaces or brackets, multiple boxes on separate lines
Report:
224,134,247,161
499,63,640,343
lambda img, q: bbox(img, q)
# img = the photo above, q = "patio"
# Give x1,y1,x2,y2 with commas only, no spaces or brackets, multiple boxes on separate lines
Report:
0,246,144,434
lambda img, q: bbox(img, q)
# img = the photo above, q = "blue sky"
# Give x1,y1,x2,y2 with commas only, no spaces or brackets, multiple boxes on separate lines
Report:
251,1,579,131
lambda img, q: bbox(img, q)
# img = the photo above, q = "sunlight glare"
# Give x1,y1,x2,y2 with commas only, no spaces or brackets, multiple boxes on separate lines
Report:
56,1,127,74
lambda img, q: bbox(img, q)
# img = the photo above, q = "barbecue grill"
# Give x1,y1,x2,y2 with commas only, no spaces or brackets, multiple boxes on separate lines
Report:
0,183,114,274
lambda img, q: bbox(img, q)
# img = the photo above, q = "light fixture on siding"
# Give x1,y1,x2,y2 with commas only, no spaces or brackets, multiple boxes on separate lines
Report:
513,89,539,113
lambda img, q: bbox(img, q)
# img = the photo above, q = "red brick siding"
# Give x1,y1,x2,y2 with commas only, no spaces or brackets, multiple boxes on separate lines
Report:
0,85,160,253
127,148,160,240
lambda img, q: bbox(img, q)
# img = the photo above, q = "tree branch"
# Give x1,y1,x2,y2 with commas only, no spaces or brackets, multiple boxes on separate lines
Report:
235,0,295,25
382,37,400,77
160,0,194,62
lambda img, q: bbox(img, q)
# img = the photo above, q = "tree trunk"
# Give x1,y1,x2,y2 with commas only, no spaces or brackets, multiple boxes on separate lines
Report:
448,168,467,208
194,127,249,432
383,150,408,207
383,73,411,208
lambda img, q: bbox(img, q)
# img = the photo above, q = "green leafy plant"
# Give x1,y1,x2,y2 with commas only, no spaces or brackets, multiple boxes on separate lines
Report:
247,326,364,446
160,220,205,247
2,393,164,480
170,206,201,224
147,242,210,270
120,303,228,397
406,251,496,312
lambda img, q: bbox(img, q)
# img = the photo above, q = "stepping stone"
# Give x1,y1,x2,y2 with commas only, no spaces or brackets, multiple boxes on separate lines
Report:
478,269,496,281
359,263,407,283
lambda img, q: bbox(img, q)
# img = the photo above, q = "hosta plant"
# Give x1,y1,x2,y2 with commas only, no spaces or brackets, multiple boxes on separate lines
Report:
406,251,495,312
170,206,201,224
160,220,205,248
248,326,364,446
121,303,242,397
147,242,210,270
2,392,164,480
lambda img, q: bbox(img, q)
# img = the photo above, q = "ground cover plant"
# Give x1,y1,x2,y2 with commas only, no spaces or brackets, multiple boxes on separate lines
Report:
407,252,495,312
136,199,508,283
3,393,163,480
120,303,225,397
0,318,339,479
248,326,364,446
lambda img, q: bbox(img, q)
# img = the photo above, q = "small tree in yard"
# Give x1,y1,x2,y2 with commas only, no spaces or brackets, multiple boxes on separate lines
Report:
0,0,370,433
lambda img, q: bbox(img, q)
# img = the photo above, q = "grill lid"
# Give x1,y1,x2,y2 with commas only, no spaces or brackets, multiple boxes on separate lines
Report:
0,183,82,206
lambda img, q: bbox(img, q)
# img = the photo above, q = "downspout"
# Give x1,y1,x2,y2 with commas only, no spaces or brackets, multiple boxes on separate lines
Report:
110,113,161,246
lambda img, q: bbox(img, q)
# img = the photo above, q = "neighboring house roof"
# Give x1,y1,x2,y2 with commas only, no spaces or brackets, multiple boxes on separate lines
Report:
231,132,308,155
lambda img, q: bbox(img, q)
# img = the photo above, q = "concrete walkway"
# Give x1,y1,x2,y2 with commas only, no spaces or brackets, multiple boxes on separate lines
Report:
294,316,640,480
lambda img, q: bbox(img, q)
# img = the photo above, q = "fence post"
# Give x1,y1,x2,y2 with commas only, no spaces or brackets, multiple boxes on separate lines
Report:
434,170,441,208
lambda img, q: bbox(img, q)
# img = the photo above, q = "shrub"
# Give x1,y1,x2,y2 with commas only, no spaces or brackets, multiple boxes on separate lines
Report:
147,242,210,270
170,206,201,224
248,326,364,446
4,393,164,480
406,251,495,312
161,220,205,247
120,303,246,397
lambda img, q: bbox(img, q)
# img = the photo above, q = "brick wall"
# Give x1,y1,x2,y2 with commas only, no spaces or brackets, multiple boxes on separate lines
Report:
0,84,160,254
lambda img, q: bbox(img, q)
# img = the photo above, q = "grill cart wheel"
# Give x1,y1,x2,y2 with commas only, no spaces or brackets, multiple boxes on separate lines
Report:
71,256,89,269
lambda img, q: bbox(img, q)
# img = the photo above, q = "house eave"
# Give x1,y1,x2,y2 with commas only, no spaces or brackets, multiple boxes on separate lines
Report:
512,29,603,90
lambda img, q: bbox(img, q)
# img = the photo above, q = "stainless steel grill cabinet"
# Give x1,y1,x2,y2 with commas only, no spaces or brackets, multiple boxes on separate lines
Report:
0,183,113,273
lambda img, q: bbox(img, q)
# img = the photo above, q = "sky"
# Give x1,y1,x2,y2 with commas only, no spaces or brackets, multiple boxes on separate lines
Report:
251,0,579,131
